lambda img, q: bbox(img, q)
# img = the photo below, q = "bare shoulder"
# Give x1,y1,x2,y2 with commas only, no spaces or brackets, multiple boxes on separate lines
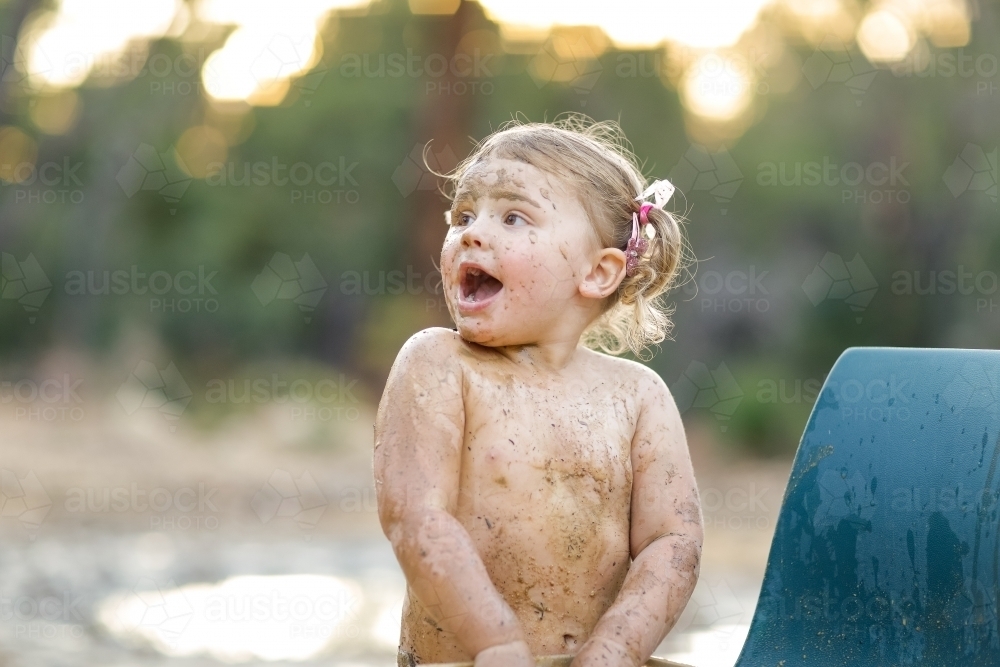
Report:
393,326,466,366
377,327,468,430
579,348,675,405
375,328,470,527
384,327,474,387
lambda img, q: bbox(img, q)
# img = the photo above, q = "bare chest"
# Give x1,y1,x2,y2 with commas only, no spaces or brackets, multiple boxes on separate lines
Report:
457,372,636,515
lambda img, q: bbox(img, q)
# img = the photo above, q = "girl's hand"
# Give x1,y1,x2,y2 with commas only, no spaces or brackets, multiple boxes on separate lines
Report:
474,639,534,667
569,635,639,667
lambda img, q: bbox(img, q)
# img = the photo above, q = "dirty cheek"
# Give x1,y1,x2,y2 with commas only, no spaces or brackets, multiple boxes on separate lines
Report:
438,250,454,288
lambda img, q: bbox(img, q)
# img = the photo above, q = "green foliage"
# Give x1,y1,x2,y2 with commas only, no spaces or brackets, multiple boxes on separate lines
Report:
1,0,999,453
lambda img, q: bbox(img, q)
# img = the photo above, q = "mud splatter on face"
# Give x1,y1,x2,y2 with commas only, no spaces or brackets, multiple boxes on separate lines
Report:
528,231,538,244
452,161,537,210
539,187,557,210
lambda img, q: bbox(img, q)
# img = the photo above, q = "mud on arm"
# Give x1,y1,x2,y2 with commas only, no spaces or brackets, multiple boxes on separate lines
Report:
571,368,704,667
374,328,531,662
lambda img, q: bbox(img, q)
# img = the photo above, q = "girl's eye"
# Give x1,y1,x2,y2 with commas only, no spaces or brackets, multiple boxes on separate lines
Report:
504,213,527,226
452,211,473,227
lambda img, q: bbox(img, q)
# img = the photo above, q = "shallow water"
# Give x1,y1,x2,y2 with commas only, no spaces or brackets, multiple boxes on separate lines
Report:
0,525,762,666
0,527,405,666
0,409,779,667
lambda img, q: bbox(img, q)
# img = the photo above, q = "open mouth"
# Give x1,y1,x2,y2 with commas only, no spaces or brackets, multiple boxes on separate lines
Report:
460,265,504,304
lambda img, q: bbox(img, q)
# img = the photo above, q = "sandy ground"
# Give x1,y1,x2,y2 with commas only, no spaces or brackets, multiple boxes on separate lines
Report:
0,398,793,666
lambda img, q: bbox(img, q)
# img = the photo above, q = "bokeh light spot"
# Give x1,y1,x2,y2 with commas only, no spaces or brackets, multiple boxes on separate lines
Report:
857,8,915,62
0,126,39,184
176,125,229,179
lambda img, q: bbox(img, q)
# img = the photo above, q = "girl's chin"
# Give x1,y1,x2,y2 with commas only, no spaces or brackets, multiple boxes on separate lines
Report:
455,322,494,341
454,321,507,347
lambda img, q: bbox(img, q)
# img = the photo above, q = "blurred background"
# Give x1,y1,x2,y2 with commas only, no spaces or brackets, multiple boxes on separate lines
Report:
0,0,998,664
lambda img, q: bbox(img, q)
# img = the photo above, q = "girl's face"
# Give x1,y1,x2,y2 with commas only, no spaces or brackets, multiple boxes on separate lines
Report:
441,157,613,348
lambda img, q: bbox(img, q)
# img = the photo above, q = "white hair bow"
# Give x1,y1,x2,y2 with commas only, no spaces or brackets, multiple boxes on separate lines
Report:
624,179,675,276
635,179,676,209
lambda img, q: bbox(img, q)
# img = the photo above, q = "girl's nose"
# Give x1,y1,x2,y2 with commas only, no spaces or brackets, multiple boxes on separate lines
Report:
460,217,491,249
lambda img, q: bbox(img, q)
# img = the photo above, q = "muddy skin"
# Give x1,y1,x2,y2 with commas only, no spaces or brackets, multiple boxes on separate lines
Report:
450,163,535,218
375,158,702,667
539,187,557,211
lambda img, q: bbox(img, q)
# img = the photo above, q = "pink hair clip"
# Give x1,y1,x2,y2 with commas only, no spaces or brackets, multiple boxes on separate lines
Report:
625,179,675,276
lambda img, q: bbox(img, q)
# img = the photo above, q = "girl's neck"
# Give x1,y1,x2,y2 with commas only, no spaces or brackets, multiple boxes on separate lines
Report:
493,336,583,374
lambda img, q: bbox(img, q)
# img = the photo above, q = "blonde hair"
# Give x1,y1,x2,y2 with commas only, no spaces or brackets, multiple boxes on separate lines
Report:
442,114,694,361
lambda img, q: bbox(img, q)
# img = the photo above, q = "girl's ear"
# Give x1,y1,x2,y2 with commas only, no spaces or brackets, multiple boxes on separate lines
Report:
579,248,627,300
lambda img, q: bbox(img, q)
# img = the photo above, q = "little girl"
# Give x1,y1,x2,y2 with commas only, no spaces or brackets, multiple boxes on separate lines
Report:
374,116,702,667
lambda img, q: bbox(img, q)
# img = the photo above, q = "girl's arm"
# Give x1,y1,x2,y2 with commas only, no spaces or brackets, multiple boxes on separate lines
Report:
374,328,533,666
571,365,704,667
